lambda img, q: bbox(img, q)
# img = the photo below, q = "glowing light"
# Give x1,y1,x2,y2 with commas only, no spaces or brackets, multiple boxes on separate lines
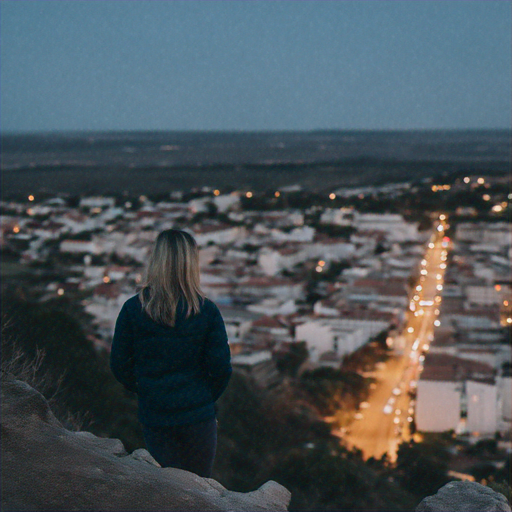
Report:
318,260,326,267
440,263,446,269
434,320,441,327
507,318,512,324
124,201,132,208
439,214,446,220
416,285,422,292
315,266,323,273
435,309,440,315
414,311,419,317
421,259,427,266
492,205,503,213
27,209,34,215
436,284,443,291
483,194,491,201
413,295,420,301
428,243,435,249
407,327,415,333
421,269,428,275
423,344,429,351
28,195,35,201
57,288,64,296
437,225,444,232
463,177,470,184
431,186,438,192
436,274,442,280
435,296,442,304
329,193,336,200
13,226,20,233
477,177,485,185
139,195,147,202
495,285,502,291
103,276,111,284
246,191,253,198
394,417,400,424
274,191,280,198
213,189,220,196
504,300,509,306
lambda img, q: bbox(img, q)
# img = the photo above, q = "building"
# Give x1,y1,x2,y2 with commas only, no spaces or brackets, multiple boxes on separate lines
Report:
416,353,498,435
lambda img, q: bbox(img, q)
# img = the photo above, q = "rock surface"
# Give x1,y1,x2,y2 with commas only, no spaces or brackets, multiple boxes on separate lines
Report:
1,373,291,512
416,481,511,512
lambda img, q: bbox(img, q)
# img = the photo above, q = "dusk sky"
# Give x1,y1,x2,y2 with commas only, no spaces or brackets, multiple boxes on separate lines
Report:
1,0,511,133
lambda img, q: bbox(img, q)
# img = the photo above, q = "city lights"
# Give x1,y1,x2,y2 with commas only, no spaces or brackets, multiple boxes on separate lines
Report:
13,226,20,233
274,191,280,198
315,266,323,273
407,327,414,333
57,288,64,296
477,177,485,185
463,177,470,184
436,284,443,291
437,225,444,232
428,243,435,249
213,189,220,196
28,195,35,201
483,194,491,201
416,285,422,291
329,193,336,200
246,191,253,198
103,276,111,283
434,320,441,327
439,214,446,220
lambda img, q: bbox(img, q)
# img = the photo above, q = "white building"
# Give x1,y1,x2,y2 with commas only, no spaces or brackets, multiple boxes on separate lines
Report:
416,353,497,434
466,380,498,434
354,213,419,242
60,239,100,254
319,208,354,226
295,317,388,362
79,197,116,209
416,380,462,432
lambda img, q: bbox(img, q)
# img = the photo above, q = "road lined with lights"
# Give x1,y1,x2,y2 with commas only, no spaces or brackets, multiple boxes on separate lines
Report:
342,216,450,460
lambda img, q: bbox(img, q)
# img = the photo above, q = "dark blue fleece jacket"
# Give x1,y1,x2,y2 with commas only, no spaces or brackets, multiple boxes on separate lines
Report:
110,295,232,427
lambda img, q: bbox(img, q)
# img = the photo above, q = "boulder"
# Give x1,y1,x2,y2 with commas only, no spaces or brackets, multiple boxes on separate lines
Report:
1,373,291,512
416,481,511,512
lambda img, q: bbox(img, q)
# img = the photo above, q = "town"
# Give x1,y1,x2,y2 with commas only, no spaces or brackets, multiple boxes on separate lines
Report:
1,171,511,470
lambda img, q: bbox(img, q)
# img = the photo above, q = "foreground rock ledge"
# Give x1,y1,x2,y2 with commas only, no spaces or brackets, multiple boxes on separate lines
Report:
1,374,291,512
416,481,511,512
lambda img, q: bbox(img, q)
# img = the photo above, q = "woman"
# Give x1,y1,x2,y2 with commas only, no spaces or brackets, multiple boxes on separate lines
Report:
110,229,232,477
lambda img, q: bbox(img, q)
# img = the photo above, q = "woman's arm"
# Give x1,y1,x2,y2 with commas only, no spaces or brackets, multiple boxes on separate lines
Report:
110,303,138,393
205,302,232,401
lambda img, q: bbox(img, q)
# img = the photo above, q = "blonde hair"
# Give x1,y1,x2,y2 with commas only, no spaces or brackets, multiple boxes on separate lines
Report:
139,229,204,326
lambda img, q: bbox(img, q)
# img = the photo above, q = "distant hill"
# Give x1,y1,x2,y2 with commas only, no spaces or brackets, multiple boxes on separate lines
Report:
1,130,510,197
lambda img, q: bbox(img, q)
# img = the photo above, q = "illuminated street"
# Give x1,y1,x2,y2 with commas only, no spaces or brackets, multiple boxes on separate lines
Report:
342,216,449,460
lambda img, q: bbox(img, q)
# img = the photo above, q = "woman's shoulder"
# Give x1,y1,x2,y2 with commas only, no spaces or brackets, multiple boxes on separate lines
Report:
123,293,143,312
201,297,222,316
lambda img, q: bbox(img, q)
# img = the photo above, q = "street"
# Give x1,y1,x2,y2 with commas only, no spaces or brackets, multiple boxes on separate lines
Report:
342,216,449,460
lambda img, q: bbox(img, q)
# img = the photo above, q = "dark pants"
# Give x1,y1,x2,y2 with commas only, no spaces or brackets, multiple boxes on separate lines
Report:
142,417,217,478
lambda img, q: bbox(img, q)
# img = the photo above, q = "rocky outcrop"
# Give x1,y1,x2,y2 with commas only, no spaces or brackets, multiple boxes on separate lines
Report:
1,373,291,512
416,481,511,512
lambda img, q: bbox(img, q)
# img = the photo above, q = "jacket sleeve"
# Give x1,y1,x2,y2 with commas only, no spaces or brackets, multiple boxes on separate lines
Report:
110,303,138,393
205,302,232,402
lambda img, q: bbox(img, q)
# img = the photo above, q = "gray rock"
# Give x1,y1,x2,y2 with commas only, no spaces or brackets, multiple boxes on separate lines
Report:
1,373,291,511
416,481,511,512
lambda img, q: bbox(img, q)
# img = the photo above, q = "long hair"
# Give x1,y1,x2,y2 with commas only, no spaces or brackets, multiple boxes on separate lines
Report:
139,229,204,327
